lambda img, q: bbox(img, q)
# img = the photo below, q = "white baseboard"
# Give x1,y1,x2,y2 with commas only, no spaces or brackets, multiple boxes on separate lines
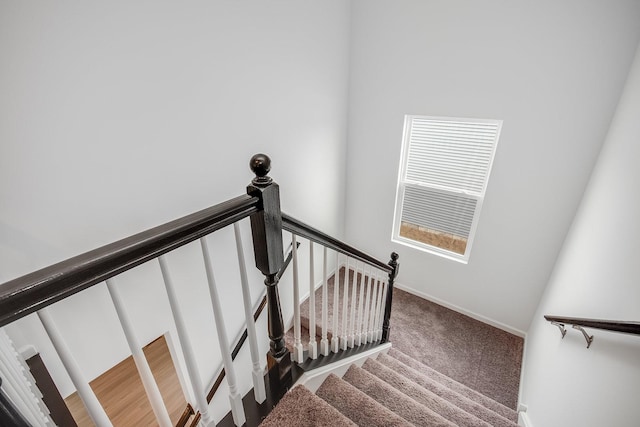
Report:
394,282,526,337
294,343,392,393
518,411,533,427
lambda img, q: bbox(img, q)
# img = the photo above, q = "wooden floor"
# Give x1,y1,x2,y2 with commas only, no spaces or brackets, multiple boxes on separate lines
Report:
65,335,187,426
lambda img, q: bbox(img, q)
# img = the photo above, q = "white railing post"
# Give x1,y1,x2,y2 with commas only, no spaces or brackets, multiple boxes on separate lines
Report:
320,247,330,356
373,277,384,341
157,256,214,427
37,308,113,427
355,264,366,347
368,275,380,343
331,252,340,353
233,223,266,403
348,260,358,348
376,280,388,340
291,235,304,363
308,242,318,359
200,238,246,427
105,279,173,427
340,257,350,351
0,331,51,426
361,266,372,344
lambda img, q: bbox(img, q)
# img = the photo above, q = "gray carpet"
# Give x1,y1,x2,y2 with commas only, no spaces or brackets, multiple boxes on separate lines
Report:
260,349,518,426
389,288,524,409
291,268,524,410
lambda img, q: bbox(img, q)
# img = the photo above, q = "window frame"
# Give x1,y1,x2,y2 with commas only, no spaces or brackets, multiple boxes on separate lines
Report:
391,115,502,263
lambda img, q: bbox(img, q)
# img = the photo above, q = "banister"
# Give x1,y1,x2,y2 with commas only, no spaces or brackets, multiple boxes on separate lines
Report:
544,315,640,336
0,194,260,328
281,213,392,273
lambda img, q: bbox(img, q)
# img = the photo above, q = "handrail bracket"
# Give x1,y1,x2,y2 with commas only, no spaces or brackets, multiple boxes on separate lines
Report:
550,321,567,339
572,325,594,348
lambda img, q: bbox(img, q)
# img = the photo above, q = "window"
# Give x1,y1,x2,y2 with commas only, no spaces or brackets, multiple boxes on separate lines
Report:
392,115,502,263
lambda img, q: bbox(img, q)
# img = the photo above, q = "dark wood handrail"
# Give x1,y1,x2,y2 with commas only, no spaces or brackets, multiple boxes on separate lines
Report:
0,194,260,328
282,213,392,273
544,315,640,335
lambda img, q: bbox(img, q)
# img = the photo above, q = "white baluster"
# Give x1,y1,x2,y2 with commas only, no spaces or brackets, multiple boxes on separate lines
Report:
340,257,350,351
0,333,50,426
348,260,359,348
291,235,304,363
308,242,318,359
106,279,172,427
233,223,266,403
320,247,330,356
368,275,380,343
331,252,340,353
200,238,246,427
374,276,386,341
37,308,113,426
377,280,389,340
355,264,366,347
361,266,372,344
157,256,214,427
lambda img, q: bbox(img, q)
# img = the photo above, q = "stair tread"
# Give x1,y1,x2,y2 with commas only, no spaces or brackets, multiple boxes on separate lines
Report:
258,384,356,427
388,347,518,422
365,357,497,427
342,364,456,427
316,373,412,427
377,352,518,427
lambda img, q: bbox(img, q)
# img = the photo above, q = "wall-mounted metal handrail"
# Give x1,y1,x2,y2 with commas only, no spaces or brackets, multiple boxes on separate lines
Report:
544,315,640,348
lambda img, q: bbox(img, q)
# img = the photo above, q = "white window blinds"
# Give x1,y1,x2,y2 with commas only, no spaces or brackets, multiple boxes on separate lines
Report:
393,115,502,262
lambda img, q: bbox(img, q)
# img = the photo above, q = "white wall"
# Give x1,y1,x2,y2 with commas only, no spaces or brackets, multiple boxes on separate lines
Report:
344,0,640,333
0,0,351,405
519,43,640,427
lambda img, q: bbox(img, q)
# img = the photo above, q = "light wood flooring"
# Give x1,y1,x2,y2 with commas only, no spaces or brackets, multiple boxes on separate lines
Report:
64,335,187,426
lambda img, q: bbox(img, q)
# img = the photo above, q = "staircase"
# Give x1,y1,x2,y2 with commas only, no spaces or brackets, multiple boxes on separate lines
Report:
261,348,518,427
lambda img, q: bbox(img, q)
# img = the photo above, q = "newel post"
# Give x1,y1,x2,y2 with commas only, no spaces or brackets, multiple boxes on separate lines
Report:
381,252,399,343
246,154,290,377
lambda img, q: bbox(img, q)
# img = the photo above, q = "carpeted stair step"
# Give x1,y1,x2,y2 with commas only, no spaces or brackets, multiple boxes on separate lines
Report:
375,353,519,427
316,373,412,427
341,364,455,427
258,351,520,426
363,358,492,427
259,384,356,427
388,347,518,422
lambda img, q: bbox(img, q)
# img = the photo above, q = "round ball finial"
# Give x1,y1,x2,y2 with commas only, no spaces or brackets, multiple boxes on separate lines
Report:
249,153,271,179
390,252,399,261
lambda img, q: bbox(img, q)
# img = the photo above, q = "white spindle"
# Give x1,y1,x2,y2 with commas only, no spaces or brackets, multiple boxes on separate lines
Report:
37,308,113,426
308,242,318,359
0,333,50,426
340,257,350,351
355,264,366,347
157,256,214,427
361,266,372,344
368,275,380,342
374,278,386,341
377,280,389,340
291,235,304,363
106,279,172,427
348,260,358,348
320,247,330,356
233,223,266,403
200,238,246,427
331,252,340,353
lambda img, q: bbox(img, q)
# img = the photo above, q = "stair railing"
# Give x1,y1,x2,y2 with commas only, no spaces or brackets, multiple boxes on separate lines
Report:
281,213,399,367
0,153,399,427
544,315,640,348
